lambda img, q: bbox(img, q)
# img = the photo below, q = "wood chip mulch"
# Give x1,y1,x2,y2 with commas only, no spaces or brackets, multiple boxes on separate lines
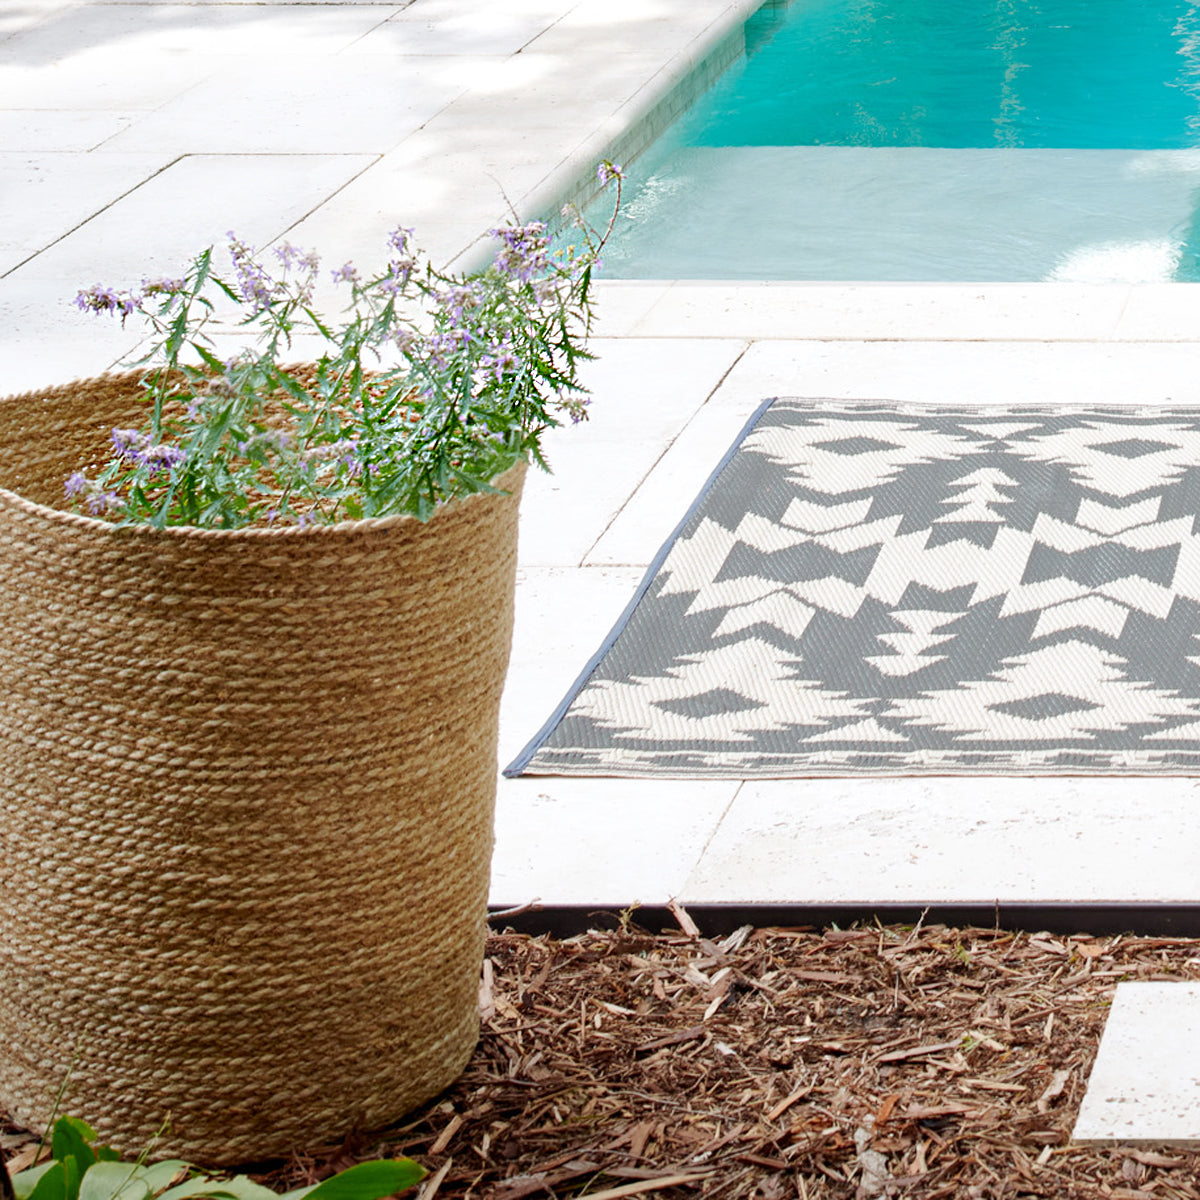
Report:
279,914,1200,1199
8,914,1200,1198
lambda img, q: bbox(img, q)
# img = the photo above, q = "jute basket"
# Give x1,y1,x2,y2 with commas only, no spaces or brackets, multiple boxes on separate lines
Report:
0,373,525,1164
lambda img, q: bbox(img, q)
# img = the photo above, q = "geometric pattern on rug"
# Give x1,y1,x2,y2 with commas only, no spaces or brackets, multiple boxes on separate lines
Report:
506,399,1200,776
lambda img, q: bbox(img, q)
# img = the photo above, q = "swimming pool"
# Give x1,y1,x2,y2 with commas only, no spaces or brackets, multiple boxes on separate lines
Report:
571,0,1200,282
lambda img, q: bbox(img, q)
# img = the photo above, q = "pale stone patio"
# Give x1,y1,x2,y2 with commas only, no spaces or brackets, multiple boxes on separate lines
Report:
4,0,1200,924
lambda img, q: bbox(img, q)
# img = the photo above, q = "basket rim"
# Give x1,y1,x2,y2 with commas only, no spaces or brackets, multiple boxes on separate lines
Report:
0,371,527,541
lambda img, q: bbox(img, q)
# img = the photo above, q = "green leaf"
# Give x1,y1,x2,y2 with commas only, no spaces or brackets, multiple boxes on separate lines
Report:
138,1162,191,1195
78,1163,151,1200
52,1117,98,1177
279,1160,426,1200
157,1177,276,1200
61,1157,80,1200
13,1163,58,1200
191,343,226,372
24,1162,66,1200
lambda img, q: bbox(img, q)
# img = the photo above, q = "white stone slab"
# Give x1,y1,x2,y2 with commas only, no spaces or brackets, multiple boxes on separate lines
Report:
0,110,134,151
681,778,1200,904
0,152,171,275
709,339,1200,412
283,54,602,265
0,0,70,40
346,0,569,57
519,337,745,567
625,283,1132,343
0,4,392,61
0,50,213,111
15,152,375,283
491,775,740,909
0,278,146,395
585,282,673,338
99,56,470,155
1115,284,1200,341
91,0,409,6
584,378,762,566
494,561,740,909
1074,983,1200,1146
501,565,648,763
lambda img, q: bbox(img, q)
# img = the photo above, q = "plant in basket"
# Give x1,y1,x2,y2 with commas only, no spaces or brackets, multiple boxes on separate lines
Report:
0,164,622,1166
67,162,624,528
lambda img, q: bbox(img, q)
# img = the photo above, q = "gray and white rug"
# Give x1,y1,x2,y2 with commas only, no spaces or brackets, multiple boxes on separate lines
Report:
506,399,1200,777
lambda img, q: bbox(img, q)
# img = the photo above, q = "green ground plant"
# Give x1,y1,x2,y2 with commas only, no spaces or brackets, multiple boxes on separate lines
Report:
0,1117,424,1200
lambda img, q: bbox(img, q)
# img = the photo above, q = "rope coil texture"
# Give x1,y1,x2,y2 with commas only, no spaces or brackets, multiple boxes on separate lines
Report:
0,373,525,1165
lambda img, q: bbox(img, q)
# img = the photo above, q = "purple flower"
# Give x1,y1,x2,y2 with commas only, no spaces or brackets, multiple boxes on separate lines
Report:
489,222,549,283
480,338,518,382
227,233,276,313
75,285,139,320
559,394,591,424
437,284,480,323
388,227,414,256
141,443,186,475
274,242,300,270
111,427,184,475
381,257,416,295
111,427,149,459
64,472,89,498
425,329,471,369
596,161,625,187
86,490,121,517
304,438,360,469
140,276,184,297
332,262,360,285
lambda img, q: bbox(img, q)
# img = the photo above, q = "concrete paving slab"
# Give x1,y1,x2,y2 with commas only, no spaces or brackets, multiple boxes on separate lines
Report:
519,337,745,567
0,277,145,395
347,0,570,56
707,338,1200,412
1075,983,1200,1146
99,56,470,155
588,283,674,338
0,110,135,152
681,778,1200,905
499,564,648,762
493,560,742,908
91,0,410,6
0,47,212,111
491,775,740,909
584,377,762,567
15,152,376,283
0,3,395,62
0,0,72,41
624,282,1133,342
1115,284,1200,340
0,151,171,275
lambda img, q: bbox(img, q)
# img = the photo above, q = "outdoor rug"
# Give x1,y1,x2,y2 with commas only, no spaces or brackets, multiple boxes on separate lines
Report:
505,398,1200,778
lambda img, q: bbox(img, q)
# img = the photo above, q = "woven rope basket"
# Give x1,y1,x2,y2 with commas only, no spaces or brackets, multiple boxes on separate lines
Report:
0,372,525,1164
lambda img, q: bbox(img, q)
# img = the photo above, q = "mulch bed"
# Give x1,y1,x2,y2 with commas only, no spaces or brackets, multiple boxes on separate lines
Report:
8,914,1200,1198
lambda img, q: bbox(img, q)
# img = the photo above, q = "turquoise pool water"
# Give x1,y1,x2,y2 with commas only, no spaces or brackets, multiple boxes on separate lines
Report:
576,0,1200,281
